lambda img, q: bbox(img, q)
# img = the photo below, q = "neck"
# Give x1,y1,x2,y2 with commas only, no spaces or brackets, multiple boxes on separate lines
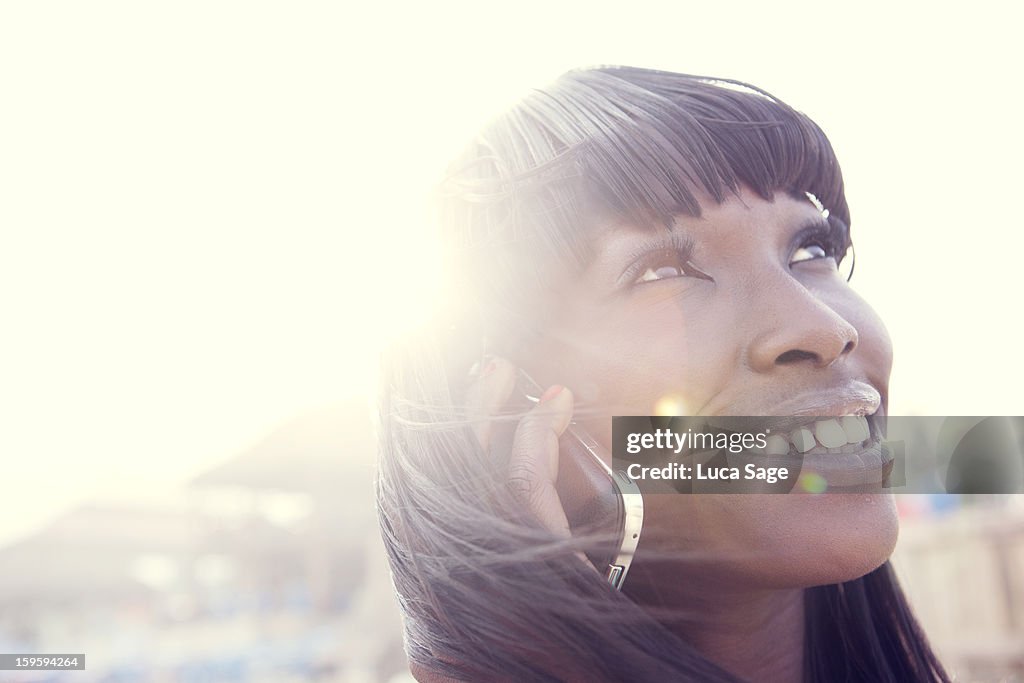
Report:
679,587,805,683
629,569,806,683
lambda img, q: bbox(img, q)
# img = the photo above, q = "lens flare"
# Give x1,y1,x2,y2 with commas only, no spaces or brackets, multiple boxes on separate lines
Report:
797,472,828,494
652,394,690,416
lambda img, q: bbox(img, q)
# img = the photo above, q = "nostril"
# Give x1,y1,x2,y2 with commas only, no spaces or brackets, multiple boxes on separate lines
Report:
775,350,818,365
841,340,855,355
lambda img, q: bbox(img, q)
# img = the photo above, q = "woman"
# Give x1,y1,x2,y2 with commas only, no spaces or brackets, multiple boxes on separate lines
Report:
377,66,950,682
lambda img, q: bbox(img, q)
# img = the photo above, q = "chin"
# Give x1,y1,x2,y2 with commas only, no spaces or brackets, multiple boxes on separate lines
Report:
632,492,900,595
766,492,901,587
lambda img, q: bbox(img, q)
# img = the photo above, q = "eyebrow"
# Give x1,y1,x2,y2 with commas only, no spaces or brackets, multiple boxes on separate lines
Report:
793,215,851,249
614,230,697,263
791,216,833,236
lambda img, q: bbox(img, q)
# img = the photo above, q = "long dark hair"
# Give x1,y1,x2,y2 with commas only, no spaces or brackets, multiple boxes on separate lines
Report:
377,66,949,682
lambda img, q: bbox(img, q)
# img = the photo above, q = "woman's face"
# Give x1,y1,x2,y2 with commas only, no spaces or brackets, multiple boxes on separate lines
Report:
525,186,897,590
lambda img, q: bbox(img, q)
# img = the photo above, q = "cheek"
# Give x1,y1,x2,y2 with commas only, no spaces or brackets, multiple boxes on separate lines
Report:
559,295,735,415
841,292,894,382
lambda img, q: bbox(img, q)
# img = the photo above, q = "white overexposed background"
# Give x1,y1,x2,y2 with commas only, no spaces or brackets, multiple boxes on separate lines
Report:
2,1,1022,547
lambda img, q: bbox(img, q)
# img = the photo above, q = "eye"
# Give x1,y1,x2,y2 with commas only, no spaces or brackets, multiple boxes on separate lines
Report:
631,249,711,284
790,242,832,265
636,254,687,283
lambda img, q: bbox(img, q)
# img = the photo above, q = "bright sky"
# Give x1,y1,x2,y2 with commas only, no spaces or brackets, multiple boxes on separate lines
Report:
2,1,1022,547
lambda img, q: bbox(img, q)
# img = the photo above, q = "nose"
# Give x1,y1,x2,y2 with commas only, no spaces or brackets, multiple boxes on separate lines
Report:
746,280,859,373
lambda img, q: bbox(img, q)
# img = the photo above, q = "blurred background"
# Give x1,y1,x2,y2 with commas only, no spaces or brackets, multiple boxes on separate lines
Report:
1,1,1022,681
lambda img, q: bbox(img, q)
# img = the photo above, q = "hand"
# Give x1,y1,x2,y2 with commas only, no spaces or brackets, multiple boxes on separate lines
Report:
467,356,574,538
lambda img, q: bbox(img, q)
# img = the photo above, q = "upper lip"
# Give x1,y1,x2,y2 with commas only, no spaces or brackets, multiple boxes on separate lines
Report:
768,381,881,417
704,381,882,434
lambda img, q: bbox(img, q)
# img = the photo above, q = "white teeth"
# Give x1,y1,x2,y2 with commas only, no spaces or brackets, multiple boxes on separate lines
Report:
757,416,873,456
814,419,847,449
766,434,790,455
840,415,870,443
791,427,816,453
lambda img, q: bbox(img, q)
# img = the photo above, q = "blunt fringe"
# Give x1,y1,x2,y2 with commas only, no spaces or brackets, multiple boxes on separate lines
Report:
377,66,950,682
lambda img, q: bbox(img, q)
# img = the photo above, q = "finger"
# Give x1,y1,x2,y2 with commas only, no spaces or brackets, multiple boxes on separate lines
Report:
465,356,516,451
508,385,574,537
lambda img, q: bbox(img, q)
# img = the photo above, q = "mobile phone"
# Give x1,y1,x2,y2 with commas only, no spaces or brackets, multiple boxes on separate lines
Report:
515,370,644,590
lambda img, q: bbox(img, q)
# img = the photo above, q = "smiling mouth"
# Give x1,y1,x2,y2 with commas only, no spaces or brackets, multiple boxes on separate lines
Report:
676,410,893,490
753,412,894,490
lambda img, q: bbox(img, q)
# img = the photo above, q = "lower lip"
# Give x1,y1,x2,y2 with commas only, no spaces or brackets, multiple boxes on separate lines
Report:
768,436,894,491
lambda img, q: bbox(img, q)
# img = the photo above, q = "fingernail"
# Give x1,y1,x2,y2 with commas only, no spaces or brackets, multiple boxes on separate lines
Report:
469,358,497,378
539,385,564,403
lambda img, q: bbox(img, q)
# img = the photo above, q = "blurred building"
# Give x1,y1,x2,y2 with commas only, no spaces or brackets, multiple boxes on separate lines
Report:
894,495,1024,680
0,399,409,683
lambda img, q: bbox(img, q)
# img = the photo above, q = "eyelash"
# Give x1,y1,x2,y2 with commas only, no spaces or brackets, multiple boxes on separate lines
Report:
622,246,710,286
622,220,851,287
791,221,850,263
